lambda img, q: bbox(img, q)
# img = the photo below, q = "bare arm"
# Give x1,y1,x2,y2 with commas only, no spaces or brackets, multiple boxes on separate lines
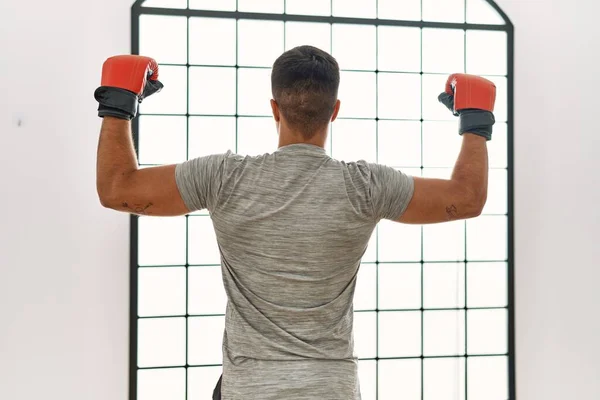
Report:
96,117,189,216
398,134,488,224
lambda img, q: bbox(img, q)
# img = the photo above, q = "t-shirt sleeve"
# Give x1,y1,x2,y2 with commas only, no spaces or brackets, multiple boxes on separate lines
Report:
368,163,415,221
175,152,229,212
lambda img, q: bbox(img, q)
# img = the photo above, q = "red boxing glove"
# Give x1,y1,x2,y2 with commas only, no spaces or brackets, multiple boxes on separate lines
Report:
94,55,164,120
445,73,496,114
438,73,496,140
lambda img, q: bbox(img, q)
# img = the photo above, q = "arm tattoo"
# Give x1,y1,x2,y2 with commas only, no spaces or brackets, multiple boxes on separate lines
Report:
122,202,154,215
445,204,458,220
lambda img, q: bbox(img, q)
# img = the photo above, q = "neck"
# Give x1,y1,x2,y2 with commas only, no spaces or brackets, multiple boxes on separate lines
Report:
277,122,328,149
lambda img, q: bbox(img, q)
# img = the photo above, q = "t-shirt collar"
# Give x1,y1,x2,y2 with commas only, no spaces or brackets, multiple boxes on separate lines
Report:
276,143,327,154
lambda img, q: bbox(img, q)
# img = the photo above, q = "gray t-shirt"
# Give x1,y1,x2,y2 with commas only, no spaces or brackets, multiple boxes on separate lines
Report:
175,144,414,400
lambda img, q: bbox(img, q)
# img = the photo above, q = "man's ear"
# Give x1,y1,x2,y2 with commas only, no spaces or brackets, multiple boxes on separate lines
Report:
271,99,281,122
331,99,341,122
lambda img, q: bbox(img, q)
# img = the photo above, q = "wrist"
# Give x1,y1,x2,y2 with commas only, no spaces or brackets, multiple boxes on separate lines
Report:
103,116,132,124
461,132,488,142
101,116,132,133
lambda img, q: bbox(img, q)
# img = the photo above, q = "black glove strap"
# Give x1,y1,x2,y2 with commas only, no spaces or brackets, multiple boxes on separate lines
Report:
458,109,495,141
94,86,139,121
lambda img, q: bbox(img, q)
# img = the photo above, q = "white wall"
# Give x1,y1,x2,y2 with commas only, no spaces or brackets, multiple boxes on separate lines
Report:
495,0,600,399
1,1,599,399
0,1,132,399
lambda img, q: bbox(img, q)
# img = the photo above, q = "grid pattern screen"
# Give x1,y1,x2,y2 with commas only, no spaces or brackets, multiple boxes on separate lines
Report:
132,1,513,399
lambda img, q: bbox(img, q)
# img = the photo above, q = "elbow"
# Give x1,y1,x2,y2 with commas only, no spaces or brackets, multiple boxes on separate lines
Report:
449,180,487,220
464,203,484,219
98,189,116,209
97,183,121,210
451,181,487,219
97,172,136,211
464,187,487,219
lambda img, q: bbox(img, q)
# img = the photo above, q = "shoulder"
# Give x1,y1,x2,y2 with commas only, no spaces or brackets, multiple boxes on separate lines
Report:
341,159,374,180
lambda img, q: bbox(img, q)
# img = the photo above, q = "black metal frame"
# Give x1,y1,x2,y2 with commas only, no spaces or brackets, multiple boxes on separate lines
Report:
130,1,515,399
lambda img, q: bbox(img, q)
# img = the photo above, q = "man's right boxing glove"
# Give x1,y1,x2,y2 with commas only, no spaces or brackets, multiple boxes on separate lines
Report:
438,73,496,141
94,55,164,121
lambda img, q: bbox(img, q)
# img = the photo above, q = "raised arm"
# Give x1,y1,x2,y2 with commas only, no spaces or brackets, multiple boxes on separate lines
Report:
399,134,488,224
94,55,189,216
398,73,496,224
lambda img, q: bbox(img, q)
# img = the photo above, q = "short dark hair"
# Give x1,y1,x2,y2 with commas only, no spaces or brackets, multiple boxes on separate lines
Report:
271,46,340,138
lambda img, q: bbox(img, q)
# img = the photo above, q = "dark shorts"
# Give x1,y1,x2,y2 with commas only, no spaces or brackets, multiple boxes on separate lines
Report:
212,375,222,400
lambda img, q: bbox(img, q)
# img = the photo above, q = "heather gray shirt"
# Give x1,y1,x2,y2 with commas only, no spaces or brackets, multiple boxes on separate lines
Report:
175,144,414,400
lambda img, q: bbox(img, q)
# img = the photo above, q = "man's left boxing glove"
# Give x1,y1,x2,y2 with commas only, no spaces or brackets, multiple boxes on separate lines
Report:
94,55,164,120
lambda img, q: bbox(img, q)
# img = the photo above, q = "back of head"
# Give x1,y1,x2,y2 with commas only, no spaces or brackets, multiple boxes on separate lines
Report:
271,46,340,139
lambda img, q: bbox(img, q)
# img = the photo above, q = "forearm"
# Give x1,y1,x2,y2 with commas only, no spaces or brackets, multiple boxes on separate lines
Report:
450,133,489,211
96,117,139,205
